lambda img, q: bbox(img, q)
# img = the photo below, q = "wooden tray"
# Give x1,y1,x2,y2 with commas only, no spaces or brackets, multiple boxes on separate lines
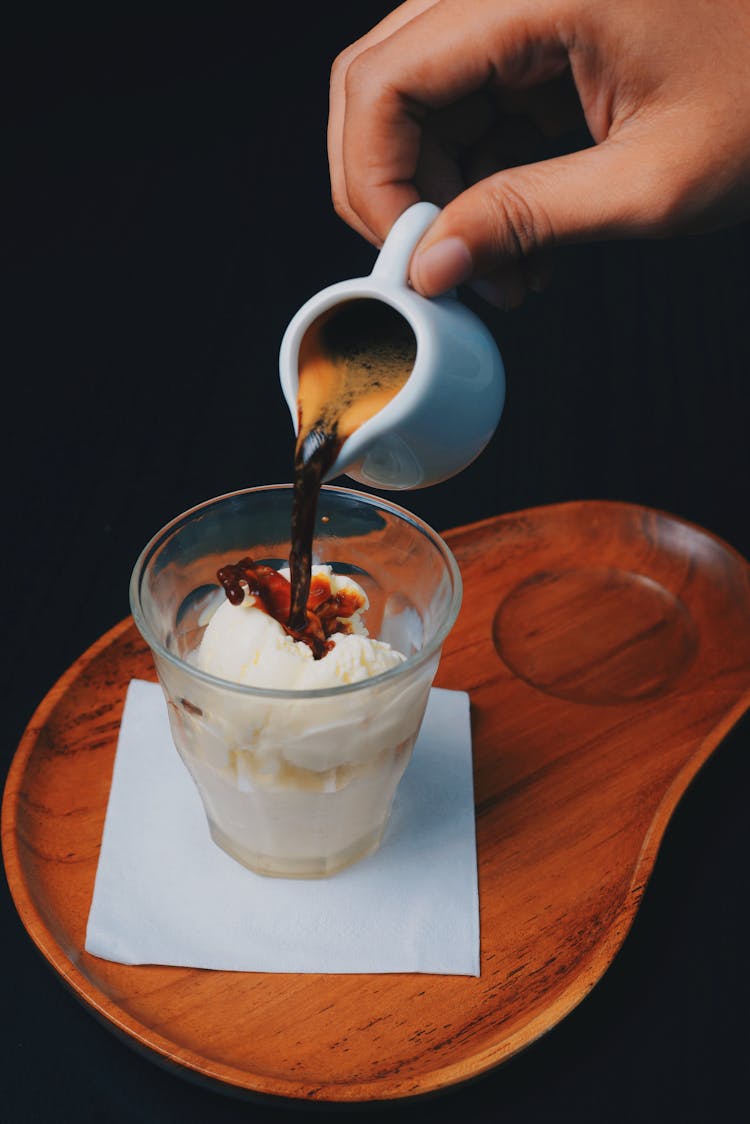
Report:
4,500,750,1104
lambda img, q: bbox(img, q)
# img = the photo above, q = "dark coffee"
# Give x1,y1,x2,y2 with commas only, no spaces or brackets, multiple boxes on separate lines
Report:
287,299,416,633
215,299,416,654
217,556,364,660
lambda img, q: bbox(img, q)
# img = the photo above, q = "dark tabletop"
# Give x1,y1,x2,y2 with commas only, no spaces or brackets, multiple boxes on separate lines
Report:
3,6,749,1123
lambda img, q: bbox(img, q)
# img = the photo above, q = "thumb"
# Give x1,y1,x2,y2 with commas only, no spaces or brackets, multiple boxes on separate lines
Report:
410,138,657,296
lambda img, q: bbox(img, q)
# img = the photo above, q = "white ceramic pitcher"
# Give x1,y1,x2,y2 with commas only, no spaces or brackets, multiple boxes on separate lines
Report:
279,202,505,490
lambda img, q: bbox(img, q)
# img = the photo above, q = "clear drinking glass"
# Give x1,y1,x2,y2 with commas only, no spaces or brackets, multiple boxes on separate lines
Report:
129,484,462,878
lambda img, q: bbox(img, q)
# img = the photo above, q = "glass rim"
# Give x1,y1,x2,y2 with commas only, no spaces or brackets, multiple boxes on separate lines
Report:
128,483,463,700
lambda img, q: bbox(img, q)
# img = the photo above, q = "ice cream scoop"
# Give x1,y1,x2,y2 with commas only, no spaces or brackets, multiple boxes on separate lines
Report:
196,565,406,690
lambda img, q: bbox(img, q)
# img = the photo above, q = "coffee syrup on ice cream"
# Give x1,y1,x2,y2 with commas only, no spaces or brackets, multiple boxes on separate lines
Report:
216,558,363,660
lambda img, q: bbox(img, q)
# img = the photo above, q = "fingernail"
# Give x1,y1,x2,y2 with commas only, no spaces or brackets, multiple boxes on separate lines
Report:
411,236,473,295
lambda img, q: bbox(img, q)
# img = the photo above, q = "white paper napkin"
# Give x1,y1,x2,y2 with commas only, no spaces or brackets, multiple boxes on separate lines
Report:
85,678,479,975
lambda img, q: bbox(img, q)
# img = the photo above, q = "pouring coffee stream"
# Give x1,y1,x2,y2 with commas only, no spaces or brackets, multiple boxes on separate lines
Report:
288,300,417,631
279,201,506,643
214,205,504,653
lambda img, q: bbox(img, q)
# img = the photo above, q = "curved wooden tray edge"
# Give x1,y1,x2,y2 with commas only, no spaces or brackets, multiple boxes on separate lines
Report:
6,662,749,1105
443,495,750,569
4,497,750,1102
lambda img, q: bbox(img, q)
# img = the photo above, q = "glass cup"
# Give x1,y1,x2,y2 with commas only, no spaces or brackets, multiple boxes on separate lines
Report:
129,484,462,878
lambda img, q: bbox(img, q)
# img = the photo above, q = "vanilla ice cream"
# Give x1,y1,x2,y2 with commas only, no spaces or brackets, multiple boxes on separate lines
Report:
155,562,435,877
196,565,406,689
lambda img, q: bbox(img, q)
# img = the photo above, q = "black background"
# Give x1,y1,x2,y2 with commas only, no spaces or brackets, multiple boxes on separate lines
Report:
3,6,749,1122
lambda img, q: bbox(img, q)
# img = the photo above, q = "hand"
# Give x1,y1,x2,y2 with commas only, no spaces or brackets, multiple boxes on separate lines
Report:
329,0,750,307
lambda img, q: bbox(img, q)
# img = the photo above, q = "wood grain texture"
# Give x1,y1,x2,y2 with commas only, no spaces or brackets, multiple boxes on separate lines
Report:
3,500,750,1104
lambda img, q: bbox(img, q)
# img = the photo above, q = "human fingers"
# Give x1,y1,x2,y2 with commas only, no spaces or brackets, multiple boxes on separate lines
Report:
339,0,569,244
328,0,440,245
413,106,556,306
404,0,750,294
411,93,565,305
335,0,750,300
408,125,680,298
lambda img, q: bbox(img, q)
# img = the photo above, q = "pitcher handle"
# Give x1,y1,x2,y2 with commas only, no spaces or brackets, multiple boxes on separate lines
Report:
370,201,440,286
